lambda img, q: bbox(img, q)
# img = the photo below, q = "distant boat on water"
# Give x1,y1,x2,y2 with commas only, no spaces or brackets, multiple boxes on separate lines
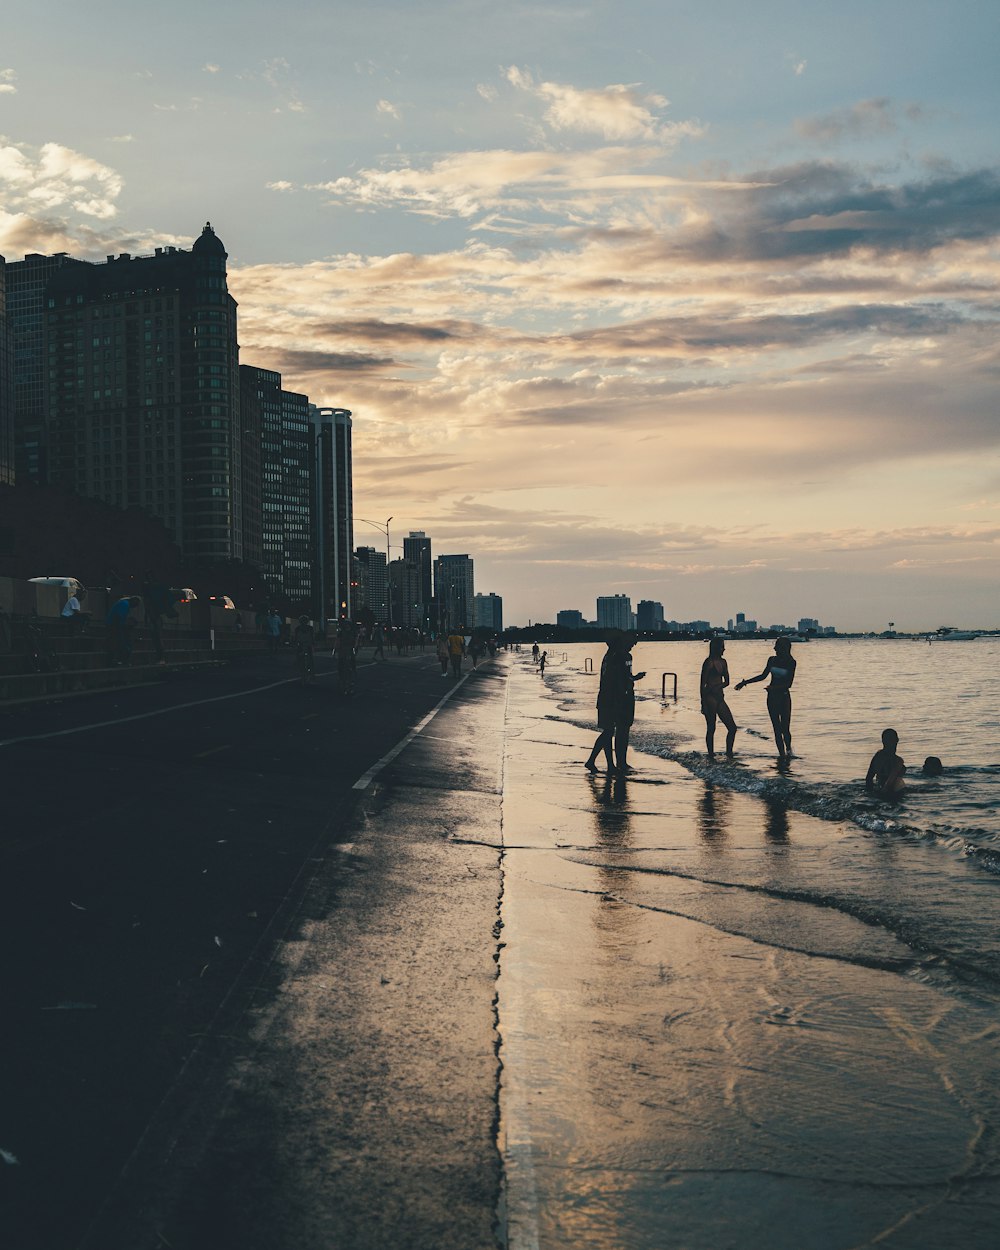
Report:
929,627,979,641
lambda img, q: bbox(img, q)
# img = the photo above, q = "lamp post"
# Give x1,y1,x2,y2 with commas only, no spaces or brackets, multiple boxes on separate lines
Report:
358,516,393,628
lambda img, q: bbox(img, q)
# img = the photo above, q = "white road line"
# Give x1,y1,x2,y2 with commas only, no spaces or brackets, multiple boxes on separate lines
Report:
0,675,300,749
352,672,471,790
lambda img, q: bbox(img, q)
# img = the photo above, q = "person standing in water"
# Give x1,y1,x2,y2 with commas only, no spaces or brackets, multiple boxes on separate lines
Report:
585,634,645,775
735,636,796,759
700,637,738,759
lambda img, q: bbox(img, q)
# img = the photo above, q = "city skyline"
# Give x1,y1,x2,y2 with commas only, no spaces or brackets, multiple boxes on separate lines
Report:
2,2,999,629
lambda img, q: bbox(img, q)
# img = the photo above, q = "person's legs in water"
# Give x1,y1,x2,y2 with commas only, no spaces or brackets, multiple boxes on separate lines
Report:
718,700,737,757
615,724,633,773
767,691,792,758
703,701,718,758
585,730,613,772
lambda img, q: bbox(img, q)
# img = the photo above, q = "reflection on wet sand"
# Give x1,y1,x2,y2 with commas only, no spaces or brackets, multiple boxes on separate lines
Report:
697,779,732,847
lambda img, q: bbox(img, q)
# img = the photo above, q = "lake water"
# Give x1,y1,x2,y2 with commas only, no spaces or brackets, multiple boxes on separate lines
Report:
499,640,1000,1247
542,637,1000,990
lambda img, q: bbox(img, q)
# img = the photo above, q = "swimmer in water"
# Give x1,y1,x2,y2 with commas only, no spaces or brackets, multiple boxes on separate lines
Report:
700,637,737,759
866,728,906,798
735,636,796,759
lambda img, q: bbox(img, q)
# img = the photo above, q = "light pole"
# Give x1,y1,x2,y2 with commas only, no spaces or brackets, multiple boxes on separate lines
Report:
358,516,393,628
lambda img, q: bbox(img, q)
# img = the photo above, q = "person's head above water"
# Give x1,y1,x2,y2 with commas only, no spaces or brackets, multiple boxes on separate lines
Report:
709,637,725,658
881,728,899,749
922,755,943,776
774,637,792,657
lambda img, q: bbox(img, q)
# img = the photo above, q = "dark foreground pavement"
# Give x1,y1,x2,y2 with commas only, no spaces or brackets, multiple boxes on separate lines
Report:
0,650,506,1250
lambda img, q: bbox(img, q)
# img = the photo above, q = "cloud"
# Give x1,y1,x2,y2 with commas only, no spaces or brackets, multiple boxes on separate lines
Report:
795,98,902,144
505,65,701,143
477,83,498,103
203,63,220,74
0,140,123,220
1,68,17,94
377,99,401,120
312,146,750,220
109,134,134,143
266,179,294,192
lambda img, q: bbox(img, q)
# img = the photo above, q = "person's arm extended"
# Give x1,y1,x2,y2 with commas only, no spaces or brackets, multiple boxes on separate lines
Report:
865,753,880,792
736,661,770,691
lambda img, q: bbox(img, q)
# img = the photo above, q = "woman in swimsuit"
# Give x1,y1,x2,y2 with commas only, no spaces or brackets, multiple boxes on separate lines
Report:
700,637,737,759
735,636,796,759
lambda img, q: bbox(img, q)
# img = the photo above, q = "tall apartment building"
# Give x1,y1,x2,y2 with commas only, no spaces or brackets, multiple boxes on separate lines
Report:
434,553,474,632
389,557,423,630
40,224,242,561
5,250,86,485
556,609,586,630
310,406,353,624
474,591,503,632
403,531,432,630
636,600,664,631
596,594,633,631
239,364,313,604
354,546,387,623
0,256,12,486
281,388,312,607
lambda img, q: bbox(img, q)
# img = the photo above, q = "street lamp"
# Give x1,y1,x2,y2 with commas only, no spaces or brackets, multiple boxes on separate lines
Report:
358,515,393,628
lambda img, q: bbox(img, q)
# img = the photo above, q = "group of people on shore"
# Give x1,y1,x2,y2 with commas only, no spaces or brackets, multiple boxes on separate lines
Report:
582,633,938,798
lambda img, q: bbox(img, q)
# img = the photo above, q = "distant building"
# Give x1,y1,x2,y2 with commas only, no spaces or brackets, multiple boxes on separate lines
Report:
435,554,474,631
798,618,820,634
310,405,353,623
354,545,387,623
557,609,586,630
474,592,503,632
637,600,664,631
403,531,433,631
596,594,633,631
0,255,12,486
389,557,423,630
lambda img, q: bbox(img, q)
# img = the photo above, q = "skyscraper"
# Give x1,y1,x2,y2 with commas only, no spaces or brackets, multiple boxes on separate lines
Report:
354,545,387,623
310,405,353,624
389,557,423,629
474,591,503,632
281,388,312,608
5,250,86,485
434,553,474,631
40,224,242,561
636,600,664,631
0,255,12,486
403,530,432,630
596,594,633,630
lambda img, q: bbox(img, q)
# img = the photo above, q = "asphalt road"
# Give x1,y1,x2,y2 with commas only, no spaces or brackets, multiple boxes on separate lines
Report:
0,647,506,1250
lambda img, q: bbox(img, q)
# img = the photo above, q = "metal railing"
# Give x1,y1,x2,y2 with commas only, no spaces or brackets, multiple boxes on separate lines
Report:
661,672,678,700
585,657,594,672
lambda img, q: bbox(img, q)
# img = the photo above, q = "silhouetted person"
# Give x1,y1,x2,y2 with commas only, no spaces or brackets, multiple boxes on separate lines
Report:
866,728,906,798
922,755,943,777
538,650,547,675
585,634,645,775
736,636,796,759
700,637,737,759
107,595,141,666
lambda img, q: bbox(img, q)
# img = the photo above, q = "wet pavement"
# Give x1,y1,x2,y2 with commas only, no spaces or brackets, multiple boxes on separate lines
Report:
3,650,999,1248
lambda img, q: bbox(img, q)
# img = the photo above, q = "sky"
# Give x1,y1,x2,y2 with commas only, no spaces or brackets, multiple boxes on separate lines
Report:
2,0,999,630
